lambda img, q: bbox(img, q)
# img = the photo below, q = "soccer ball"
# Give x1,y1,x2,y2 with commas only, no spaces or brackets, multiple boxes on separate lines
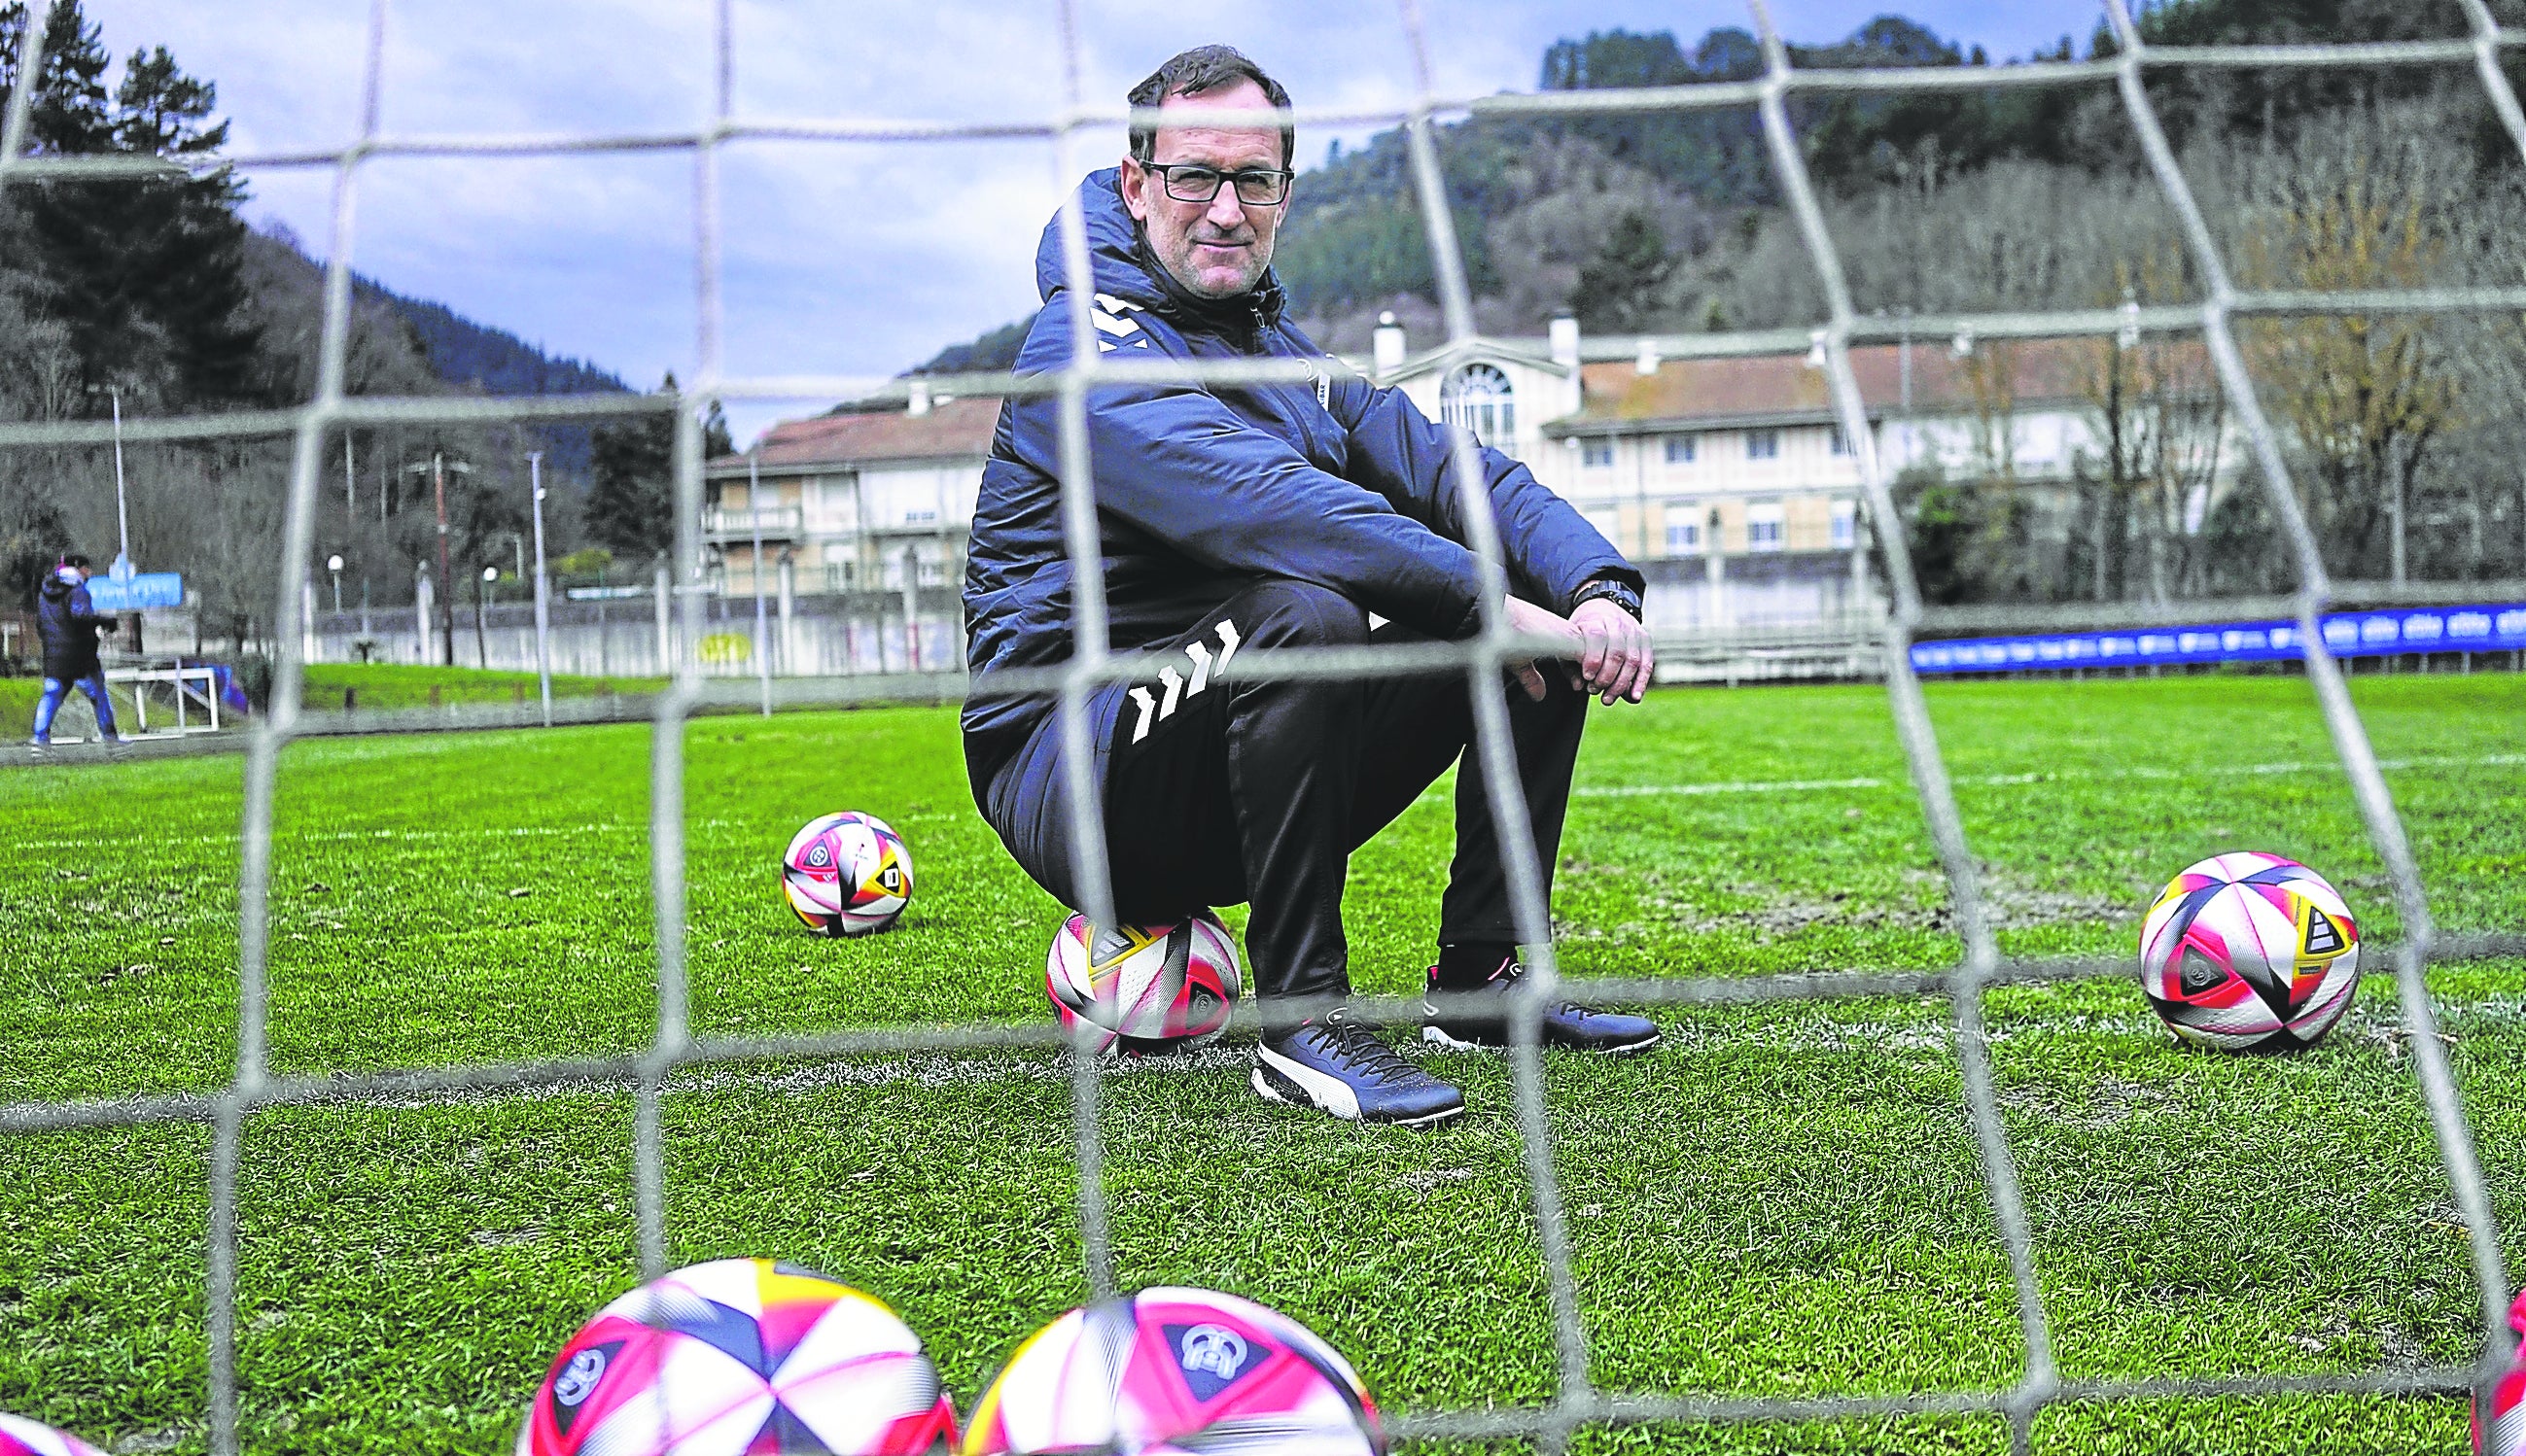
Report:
0,1414,104,1456
516,1257,958,1456
784,812,913,936
2139,851,2361,1052
2475,1290,2526,1455
1046,913,1240,1055
963,1287,1383,1456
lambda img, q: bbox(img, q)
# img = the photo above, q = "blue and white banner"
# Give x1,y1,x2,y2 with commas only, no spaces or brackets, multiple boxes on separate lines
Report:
1911,603,2526,675
85,572,185,611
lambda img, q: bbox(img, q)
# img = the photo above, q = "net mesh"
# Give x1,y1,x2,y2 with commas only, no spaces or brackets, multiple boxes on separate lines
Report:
1,1,2520,1451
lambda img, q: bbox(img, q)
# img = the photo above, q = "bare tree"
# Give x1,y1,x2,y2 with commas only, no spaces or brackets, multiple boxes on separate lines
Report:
2074,251,2228,604
2216,104,2479,583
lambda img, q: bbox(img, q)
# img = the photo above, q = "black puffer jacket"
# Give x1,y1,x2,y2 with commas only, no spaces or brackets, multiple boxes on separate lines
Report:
37,573,108,680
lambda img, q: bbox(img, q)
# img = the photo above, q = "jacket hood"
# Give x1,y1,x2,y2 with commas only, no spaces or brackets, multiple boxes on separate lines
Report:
39,574,71,602
1031,167,1286,329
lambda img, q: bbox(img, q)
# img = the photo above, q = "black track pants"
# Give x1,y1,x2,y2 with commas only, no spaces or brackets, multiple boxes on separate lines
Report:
979,577,1588,1002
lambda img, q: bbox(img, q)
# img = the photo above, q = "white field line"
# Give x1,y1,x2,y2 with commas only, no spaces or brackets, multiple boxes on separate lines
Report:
1571,752,2526,800
6,756,2516,851
0,820,711,853
290,994,2526,1112
1,810,972,854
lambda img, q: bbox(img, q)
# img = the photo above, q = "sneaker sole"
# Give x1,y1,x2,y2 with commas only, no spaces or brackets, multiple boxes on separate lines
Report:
1249,1064,1465,1128
1421,1023,1662,1057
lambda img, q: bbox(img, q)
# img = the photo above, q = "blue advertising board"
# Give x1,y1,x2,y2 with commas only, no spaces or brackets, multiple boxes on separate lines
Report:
1911,603,2526,675
84,572,184,611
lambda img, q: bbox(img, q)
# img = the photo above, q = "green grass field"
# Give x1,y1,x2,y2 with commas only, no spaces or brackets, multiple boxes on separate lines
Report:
0,664,662,742
296,663,665,712
2,673,2521,1454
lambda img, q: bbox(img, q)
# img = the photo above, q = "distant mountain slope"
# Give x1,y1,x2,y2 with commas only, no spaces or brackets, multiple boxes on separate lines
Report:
365,283,629,397
909,316,1033,378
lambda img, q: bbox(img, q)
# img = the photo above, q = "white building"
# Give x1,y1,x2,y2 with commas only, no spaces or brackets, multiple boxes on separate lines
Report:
710,323,2227,635
705,393,996,598
1363,317,2229,632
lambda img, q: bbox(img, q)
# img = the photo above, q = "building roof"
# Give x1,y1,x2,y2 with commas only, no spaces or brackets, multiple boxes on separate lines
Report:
1365,335,1569,386
1545,339,2123,436
709,396,1001,474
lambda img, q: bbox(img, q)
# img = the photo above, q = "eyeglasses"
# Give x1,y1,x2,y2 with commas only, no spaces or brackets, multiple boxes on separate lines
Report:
1145,163,1292,206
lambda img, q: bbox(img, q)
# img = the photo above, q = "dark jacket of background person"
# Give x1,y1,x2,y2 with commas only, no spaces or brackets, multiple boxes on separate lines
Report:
37,572,109,681
962,167,1640,795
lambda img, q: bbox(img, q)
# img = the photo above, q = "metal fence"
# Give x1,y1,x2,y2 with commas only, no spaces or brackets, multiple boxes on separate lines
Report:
1,2,2520,1453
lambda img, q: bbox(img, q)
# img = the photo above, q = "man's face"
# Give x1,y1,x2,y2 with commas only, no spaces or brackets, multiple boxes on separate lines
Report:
1119,78,1289,300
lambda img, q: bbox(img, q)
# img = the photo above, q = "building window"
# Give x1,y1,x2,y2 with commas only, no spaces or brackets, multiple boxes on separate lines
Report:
1829,426,1849,456
1665,433,1697,465
904,507,939,525
1746,503,1785,552
1581,437,1614,468
1441,363,1516,446
1666,516,1702,554
1831,500,1858,549
1746,430,1780,461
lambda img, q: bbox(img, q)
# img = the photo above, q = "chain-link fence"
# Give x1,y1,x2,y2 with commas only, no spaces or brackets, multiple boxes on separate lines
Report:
1,2,2520,1452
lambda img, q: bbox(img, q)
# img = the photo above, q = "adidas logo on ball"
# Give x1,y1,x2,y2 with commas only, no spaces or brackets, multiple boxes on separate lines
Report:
1178,1324,1248,1379
551,1346,609,1407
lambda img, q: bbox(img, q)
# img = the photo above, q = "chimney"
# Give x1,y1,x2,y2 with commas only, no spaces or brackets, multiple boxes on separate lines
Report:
1549,315,1584,418
1635,338,1662,376
1372,311,1406,375
1548,315,1580,370
907,379,932,417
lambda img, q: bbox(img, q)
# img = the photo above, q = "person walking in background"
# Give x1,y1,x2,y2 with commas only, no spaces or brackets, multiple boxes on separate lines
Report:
32,554,120,746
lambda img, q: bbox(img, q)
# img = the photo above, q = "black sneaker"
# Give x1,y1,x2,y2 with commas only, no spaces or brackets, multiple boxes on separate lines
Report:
1422,958,1660,1056
1253,1007,1466,1127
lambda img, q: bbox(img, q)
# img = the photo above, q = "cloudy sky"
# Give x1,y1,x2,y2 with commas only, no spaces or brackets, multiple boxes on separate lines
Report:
88,1,2106,444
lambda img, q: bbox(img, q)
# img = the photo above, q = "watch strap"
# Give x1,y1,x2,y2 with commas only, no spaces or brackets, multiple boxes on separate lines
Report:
1569,577,1643,622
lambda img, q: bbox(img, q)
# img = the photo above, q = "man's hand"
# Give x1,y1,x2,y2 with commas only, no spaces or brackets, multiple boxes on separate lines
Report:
1501,596,1577,701
1569,596,1653,705
1501,596,1654,705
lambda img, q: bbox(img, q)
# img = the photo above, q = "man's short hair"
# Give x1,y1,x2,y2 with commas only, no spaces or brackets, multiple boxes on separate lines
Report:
1127,45,1294,168
60,552,90,570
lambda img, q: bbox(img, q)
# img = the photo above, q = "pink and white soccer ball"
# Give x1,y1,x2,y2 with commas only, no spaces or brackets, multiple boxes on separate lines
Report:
2476,1289,2526,1454
1046,913,1240,1055
964,1287,1383,1456
0,1415,104,1456
2139,851,2361,1052
784,812,913,936
517,1257,958,1456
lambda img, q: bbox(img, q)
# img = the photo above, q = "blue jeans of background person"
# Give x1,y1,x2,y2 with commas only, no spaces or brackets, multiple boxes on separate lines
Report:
32,674,117,744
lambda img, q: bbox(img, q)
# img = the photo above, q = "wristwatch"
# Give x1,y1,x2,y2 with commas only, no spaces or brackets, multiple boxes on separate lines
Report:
1567,576,1643,622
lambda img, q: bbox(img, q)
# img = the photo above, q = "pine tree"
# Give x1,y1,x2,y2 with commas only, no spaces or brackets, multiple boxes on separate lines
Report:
582,374,709,563
0,1,260,408
1567,211,1672,333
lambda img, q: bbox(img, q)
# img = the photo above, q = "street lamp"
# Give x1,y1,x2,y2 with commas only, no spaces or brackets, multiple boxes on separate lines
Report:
476,565,500,672
83,382,133,576
327,554,344,614
749,444,771,717
526,451,552,726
